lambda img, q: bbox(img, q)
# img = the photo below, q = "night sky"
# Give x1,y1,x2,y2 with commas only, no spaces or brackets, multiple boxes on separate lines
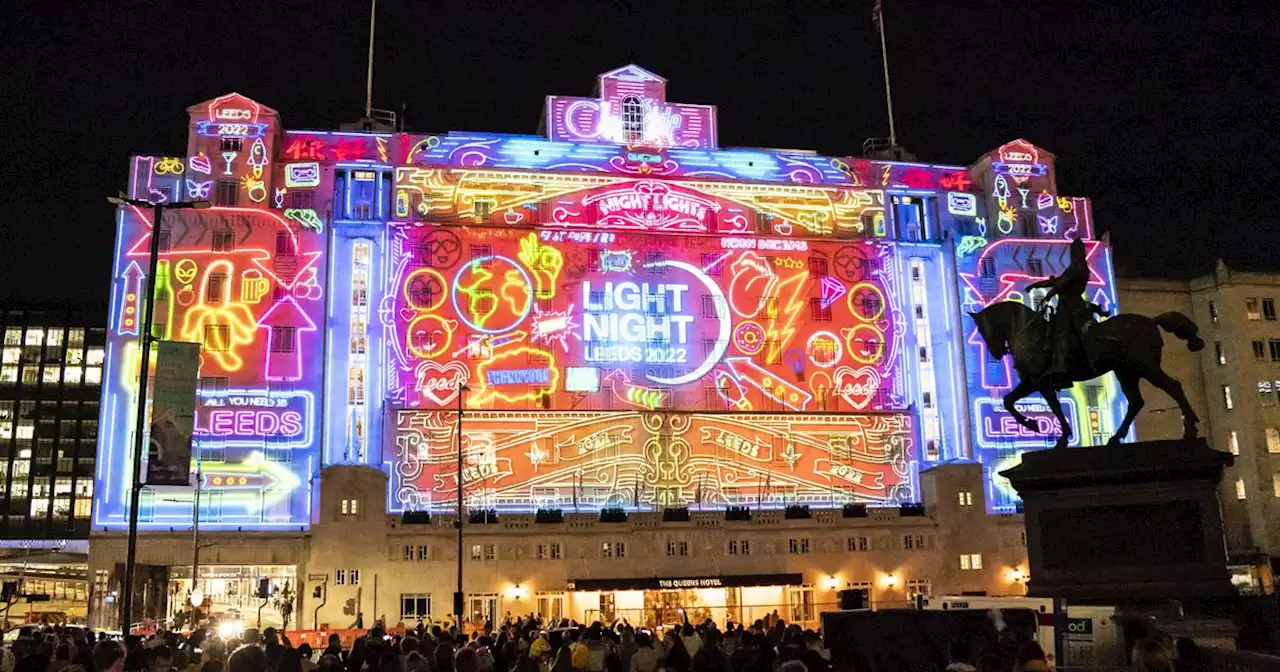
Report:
3,1,1275,303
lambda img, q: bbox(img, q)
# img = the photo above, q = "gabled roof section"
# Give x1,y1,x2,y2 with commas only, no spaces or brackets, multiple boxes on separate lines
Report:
599,64,666,85
186,92,279,124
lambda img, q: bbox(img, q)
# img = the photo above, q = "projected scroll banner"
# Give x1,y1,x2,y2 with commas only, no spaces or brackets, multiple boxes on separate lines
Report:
389,410,915,512
387,220,907,413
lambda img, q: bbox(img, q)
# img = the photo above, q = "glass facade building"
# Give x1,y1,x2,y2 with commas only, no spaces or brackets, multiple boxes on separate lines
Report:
0,304,105,540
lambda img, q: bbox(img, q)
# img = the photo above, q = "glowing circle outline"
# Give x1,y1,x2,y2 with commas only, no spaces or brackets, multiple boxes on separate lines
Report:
403,268,448,312
450,255,533,334
847,282,887,322
806,330,843,369
642,259,730,387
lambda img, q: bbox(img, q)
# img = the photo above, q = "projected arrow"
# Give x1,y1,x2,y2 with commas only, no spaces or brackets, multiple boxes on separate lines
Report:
200,451,302,507
118,262,144,336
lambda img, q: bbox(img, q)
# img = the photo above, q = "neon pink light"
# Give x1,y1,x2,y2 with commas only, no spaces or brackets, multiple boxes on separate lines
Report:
205,93,264,125
258,296,318,381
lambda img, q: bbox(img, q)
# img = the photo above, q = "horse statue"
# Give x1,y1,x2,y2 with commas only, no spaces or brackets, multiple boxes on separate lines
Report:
969,301,1203,449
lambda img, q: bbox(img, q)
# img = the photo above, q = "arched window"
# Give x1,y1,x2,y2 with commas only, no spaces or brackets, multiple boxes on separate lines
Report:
622,95,644,144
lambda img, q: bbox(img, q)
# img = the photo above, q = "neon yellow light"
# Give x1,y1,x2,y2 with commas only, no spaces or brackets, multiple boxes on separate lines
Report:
179,260,257,372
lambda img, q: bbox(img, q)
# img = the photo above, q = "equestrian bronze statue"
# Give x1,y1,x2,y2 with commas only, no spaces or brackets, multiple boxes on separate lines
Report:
969,238,1202,449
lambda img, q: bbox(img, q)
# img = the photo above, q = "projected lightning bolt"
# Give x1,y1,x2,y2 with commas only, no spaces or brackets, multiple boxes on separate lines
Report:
765,271,809,364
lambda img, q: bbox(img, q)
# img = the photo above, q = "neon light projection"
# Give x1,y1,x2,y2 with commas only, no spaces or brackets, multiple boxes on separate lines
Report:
956,236,1122,512
390,410,915,512
386,222,907,413
545,65,718,149
97,205,326,529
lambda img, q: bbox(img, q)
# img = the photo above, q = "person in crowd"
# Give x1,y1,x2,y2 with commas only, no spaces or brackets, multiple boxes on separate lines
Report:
1013,641,1050,672
227,645,268,672
661,633,690,672
798,631,829,672
1173,637,1204,672
689,629,728,672
1131,638,1174,672
296,644,317,672
946,639,977,672
92,642,125,672
346,637,368,672
455,648,480,672
626,633,660,672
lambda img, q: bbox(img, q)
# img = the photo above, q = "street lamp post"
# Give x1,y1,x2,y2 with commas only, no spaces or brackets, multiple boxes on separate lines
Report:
453,383,469,626
107,195,209,633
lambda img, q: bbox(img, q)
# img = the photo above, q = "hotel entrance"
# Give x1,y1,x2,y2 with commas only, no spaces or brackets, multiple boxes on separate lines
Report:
569,573,804,629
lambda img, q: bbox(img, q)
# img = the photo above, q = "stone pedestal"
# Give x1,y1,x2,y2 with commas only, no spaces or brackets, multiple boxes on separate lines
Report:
1001,438,1234,600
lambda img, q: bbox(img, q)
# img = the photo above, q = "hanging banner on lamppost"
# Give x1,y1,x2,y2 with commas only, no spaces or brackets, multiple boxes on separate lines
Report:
146,340,200,486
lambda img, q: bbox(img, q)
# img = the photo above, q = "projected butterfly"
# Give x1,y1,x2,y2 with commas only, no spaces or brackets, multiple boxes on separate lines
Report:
186,180,212,199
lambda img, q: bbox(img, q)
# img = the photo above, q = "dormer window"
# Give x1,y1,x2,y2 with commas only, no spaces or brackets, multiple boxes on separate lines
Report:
622,96,644,144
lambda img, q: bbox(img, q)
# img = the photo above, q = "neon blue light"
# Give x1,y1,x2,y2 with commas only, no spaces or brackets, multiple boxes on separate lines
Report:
450,255,533,334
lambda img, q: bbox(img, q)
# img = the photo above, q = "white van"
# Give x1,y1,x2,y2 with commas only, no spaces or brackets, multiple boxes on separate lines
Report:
921,596,1122,669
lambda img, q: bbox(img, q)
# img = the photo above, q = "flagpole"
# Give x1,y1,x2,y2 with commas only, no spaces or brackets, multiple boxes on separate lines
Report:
874,0,898,147
364,0,377,118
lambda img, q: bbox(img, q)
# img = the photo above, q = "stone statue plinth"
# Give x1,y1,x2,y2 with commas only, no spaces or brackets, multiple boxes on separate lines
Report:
1000,438,1234,600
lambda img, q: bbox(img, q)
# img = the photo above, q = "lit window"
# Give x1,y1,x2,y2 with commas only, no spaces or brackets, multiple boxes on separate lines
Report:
341,499,359,515
400,594,431,622
960,553,983,570
1236,478,1247,501
1274,473,1280,498
269,326,297,353
42,367,61,385
1229,431,1240,455
1224,386,1234,410
86,347,105,366
470,544,483,561
958,491,973,507
1215,341,1226,366
1247,298,1261,320
1209,301,1219,324
84,367,102,385
621,95,644,144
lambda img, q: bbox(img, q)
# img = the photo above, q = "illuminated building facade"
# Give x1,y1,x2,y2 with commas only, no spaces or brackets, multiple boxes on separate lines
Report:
90,66,1122,628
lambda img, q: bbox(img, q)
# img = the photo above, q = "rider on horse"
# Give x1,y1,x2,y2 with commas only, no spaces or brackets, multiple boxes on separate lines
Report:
1024,238,1108,388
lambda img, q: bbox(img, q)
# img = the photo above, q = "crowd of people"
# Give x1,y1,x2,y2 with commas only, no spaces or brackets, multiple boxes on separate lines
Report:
1,615,831,672
1,615,1215,672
